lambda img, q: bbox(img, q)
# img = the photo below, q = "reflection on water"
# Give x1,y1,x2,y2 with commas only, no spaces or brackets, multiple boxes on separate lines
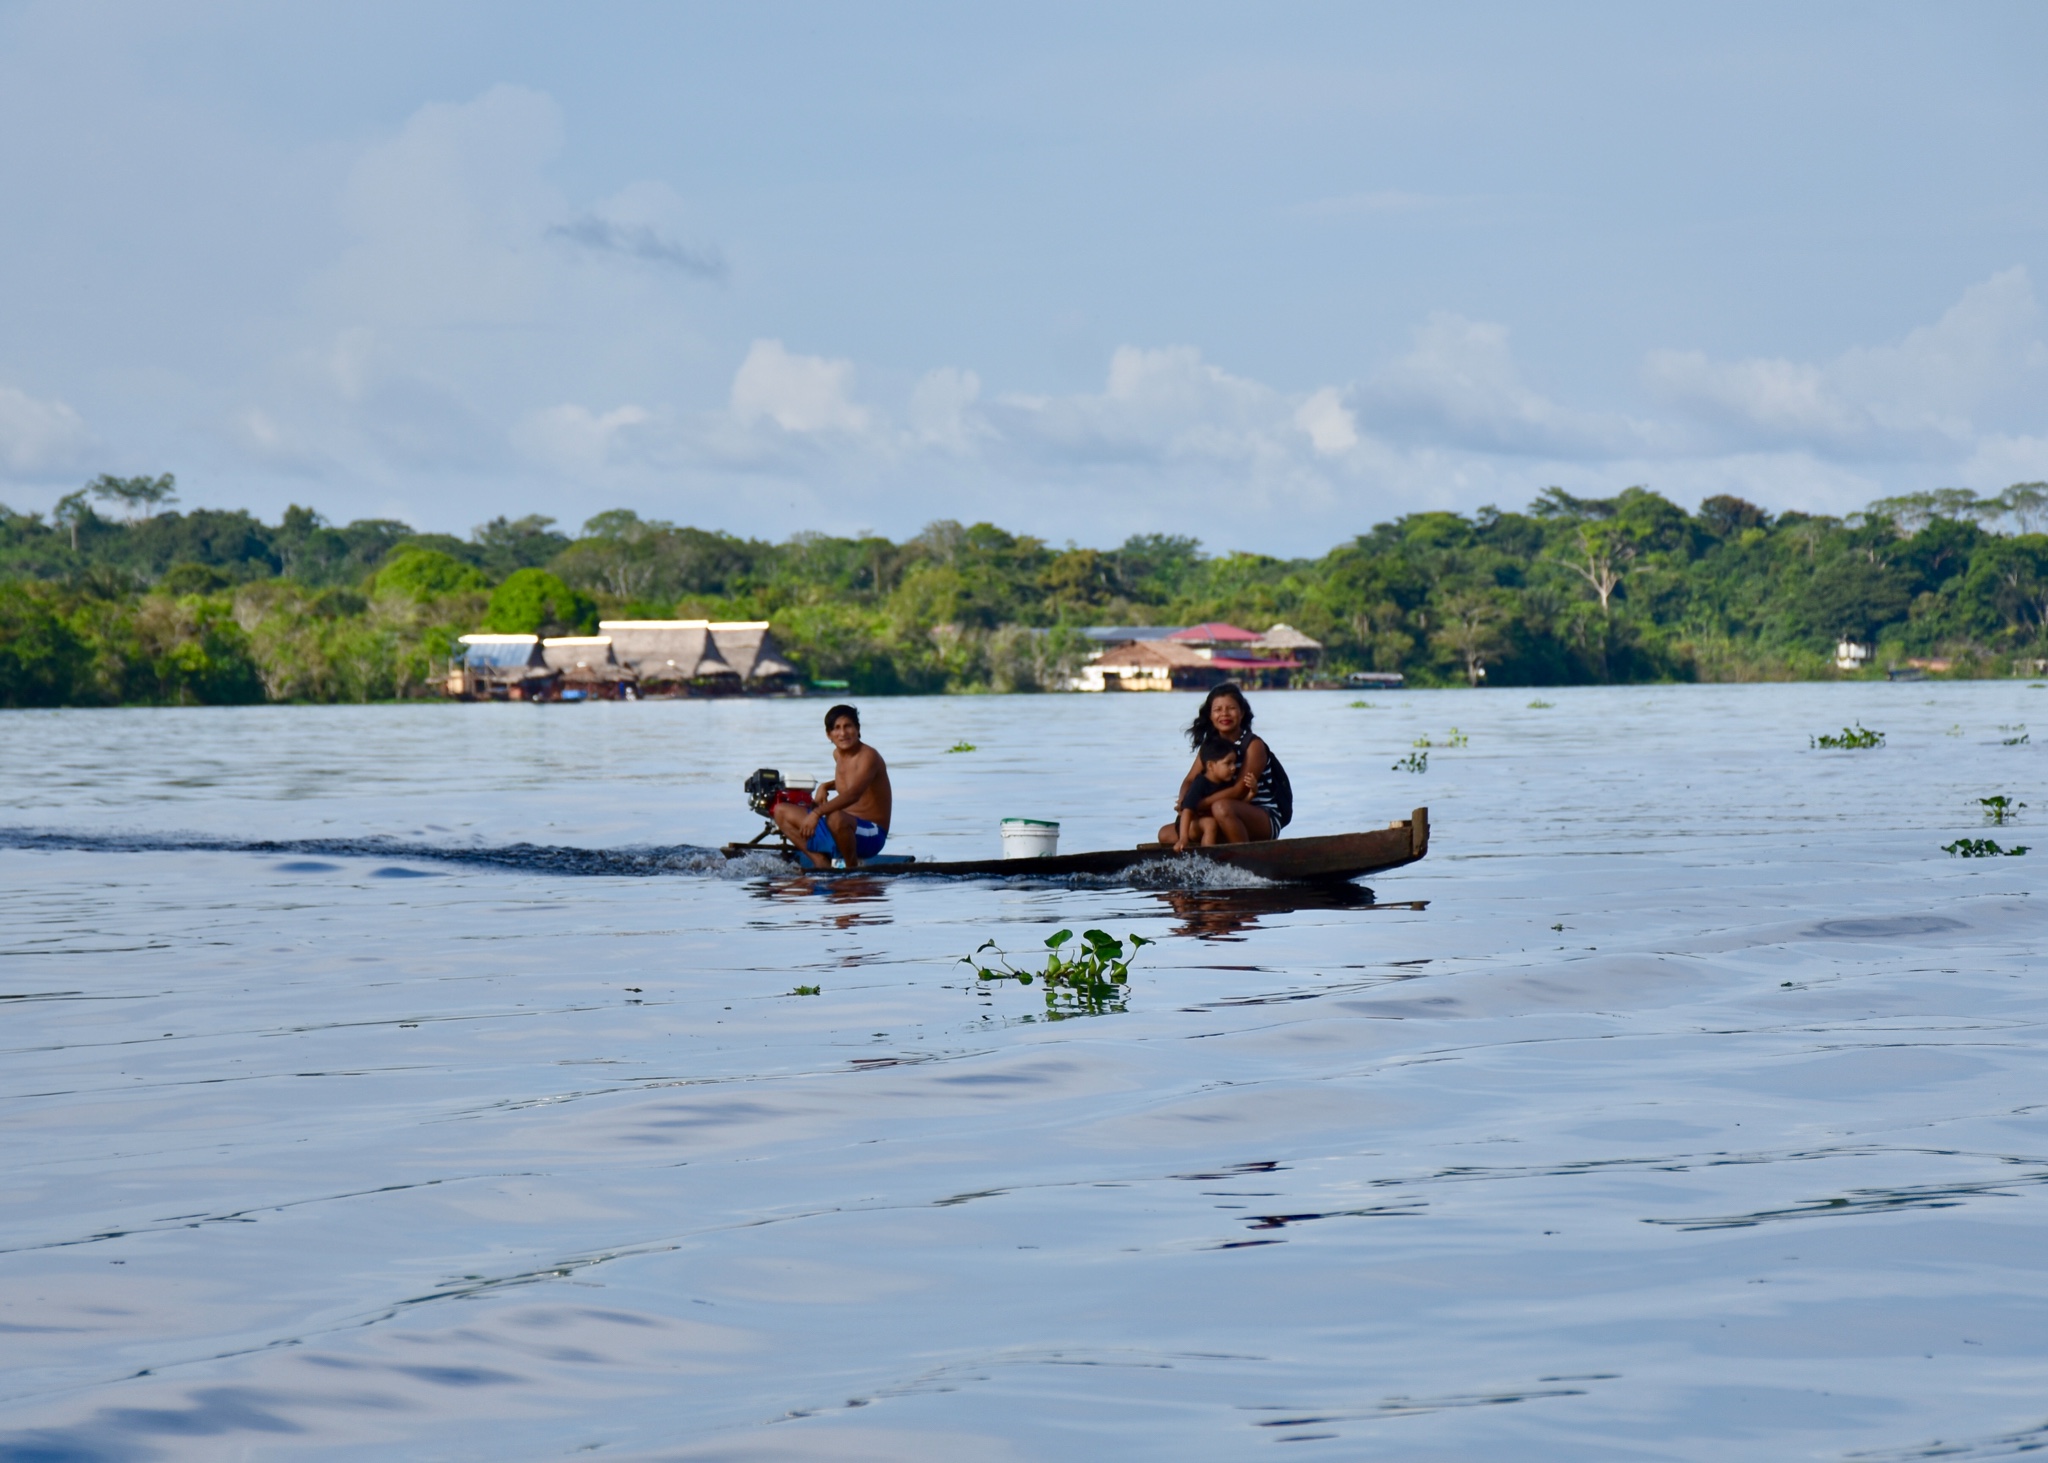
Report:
1147,882,1424,939
3,685,2047,1459
748,870,897,926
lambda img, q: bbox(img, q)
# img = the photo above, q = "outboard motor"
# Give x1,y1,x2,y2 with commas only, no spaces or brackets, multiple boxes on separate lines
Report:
745,768,813,818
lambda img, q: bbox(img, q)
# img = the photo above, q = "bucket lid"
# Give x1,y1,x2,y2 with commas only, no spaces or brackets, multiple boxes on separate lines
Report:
1000,818,1060,828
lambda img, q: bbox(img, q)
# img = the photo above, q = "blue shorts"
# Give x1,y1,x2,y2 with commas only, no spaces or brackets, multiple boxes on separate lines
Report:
807,817,887,860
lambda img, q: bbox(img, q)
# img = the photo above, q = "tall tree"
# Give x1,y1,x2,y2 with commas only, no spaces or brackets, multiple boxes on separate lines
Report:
87,473,178,520
1562,522,1634,613
51,489,93,550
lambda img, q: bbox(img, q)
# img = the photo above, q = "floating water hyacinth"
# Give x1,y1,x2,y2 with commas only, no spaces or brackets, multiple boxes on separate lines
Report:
1812,725,1884,750
1979,795,2026,824
962,928,1152,1020
1393,750,1428,773
947,741,977,753
1944,838,2029,858
1528,699,1554,709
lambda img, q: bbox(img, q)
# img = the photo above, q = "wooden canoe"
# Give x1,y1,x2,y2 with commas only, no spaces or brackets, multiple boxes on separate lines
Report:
723,808,1429,884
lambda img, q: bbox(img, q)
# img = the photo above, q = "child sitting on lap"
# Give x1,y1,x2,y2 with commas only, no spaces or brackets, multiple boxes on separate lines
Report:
1174,736,1240,852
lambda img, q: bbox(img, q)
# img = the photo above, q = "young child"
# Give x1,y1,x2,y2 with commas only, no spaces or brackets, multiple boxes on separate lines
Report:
1174,734,1241,851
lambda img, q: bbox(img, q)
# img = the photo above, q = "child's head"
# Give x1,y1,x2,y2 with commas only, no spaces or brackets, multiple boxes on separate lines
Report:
1199,732,1239,780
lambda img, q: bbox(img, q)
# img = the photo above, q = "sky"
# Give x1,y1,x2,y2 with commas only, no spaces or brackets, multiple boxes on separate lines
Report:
0,1,2043,557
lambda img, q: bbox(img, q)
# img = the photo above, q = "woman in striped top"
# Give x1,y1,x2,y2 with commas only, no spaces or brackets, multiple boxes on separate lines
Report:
1157,682,1293,847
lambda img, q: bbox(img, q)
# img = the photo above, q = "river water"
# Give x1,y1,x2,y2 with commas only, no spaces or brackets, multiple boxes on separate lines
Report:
1,684,2043,1461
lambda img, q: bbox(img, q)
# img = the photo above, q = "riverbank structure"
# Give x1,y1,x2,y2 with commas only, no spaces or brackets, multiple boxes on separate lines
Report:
598,620,801,696
1069,622,1313,691
451,634,556,700
450,621,802,700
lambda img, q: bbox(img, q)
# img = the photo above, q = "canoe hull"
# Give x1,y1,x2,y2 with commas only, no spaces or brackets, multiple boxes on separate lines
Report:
727,808,1429,884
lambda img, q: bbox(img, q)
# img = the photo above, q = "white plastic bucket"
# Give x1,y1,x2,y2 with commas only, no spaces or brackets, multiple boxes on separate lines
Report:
1000,818,1060,859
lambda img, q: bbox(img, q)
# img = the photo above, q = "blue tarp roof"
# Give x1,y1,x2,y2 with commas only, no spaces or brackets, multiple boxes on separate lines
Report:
1081,626,1183,643
462,641,542,670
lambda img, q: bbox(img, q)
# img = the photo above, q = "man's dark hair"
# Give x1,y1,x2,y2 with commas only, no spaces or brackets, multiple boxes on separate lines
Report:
824,703,860,731
1186,682,1252,749
1199,732,1239,764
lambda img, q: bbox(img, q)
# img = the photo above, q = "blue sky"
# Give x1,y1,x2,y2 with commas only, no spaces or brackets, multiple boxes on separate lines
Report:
0,1,2042,555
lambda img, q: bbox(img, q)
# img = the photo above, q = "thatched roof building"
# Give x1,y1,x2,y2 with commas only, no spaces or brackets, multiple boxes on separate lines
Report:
707,621,801,688
1253,623,1323,662
540,636,633,697
598,620,741,693
592,619,801,694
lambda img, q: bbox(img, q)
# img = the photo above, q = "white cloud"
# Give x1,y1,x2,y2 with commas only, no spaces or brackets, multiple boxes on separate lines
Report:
1355,312,1650,457
1645,350,1860,443
328,84,565,329
730,340,869,434
0,385,89,477
216,87,734,490
906,367,986,451
1646,268,2048,457
1957,433,2048,494
1294,387,1359,455
416,285,2048,552
512,403,653,475
989,345,1286,464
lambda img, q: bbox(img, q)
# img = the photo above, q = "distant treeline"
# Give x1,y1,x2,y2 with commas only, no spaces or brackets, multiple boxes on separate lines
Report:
3,473,2047,706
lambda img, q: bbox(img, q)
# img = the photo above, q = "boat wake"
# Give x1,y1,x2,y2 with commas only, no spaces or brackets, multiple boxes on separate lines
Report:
0,827,767,880
1124,855,1278,890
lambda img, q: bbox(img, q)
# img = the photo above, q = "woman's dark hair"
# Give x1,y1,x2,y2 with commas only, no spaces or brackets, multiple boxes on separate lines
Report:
1198,732,1238,763
824,703,860,730
1186,682,1253,749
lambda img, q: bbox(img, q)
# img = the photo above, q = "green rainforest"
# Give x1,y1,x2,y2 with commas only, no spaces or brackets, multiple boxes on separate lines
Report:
3,473,2047,706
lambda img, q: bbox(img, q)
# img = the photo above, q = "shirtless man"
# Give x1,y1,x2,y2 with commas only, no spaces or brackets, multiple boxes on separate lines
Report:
773,703,893,869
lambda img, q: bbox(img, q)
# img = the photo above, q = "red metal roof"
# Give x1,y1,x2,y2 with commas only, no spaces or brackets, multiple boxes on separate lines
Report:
1168,622,1261,643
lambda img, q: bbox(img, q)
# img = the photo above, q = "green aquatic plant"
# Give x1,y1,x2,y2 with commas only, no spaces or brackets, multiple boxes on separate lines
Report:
1979,795,2026,824
1944,838,2029,858
789,984,821,996
1412,735,1433,748
1999,724,2029,745
962,927,1153,1019
946,741,977,753
1811,725,1884,750
1445,727,1469,747
1528,699,1554,709
1348,700,1376,708
1393,750,1428,773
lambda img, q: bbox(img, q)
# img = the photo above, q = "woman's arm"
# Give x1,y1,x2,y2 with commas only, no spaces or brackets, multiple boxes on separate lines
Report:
1225,739,1268,803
